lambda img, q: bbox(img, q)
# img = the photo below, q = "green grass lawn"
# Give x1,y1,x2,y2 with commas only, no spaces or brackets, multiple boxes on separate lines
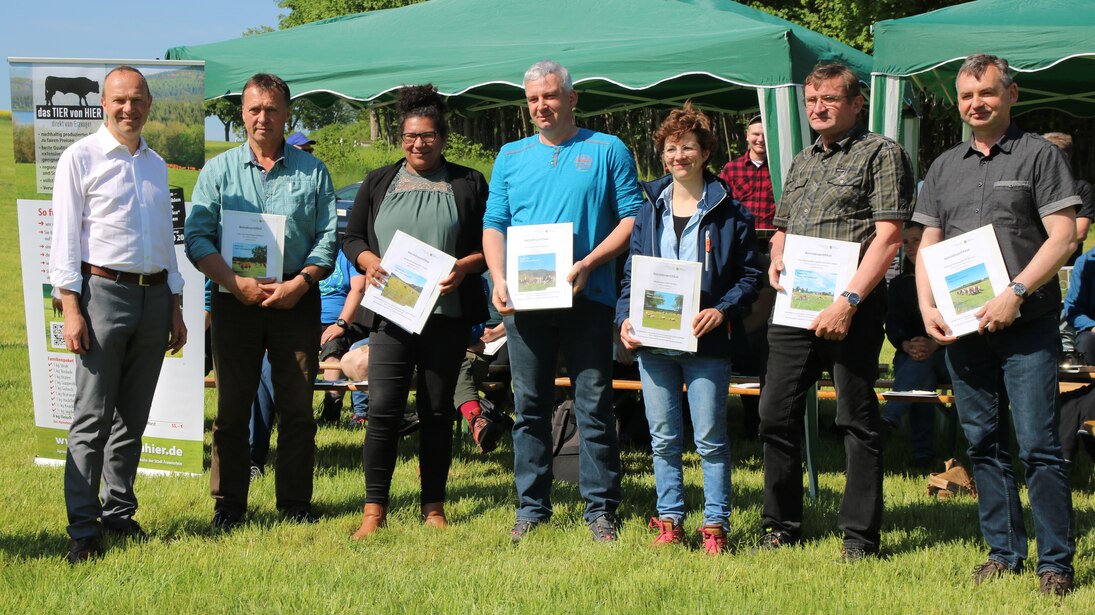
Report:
642,308,683,331
380,273,422,308
792,291,834,312
2,115,1094,612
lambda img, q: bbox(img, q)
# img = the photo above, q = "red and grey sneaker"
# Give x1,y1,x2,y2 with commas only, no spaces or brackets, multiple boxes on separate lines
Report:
648,517,685,546
699,524,728,555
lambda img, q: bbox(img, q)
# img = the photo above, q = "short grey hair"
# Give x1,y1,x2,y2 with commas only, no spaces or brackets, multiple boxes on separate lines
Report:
957,54,1015,89
524,60,574,93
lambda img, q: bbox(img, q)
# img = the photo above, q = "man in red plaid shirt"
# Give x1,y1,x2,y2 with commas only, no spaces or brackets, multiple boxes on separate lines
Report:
719,116,776,441
719,116,775,231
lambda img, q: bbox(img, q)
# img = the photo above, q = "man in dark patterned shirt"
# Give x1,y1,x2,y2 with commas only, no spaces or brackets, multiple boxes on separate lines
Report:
755,63,915,561
719,116,775,231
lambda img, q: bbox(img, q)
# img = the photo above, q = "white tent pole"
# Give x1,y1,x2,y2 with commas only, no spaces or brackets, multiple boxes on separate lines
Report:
759,85,807,203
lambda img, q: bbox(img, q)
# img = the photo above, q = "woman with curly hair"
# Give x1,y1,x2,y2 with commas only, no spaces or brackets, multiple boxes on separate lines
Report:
342,84,489,537
617,103,761,554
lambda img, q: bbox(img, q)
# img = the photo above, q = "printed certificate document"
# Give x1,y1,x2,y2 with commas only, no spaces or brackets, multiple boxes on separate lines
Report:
506,222,573,311
220,211,285,291
920,224,1011,337
362,230,457,335
772,234,859,328
482,336,507,356
627,255,702,352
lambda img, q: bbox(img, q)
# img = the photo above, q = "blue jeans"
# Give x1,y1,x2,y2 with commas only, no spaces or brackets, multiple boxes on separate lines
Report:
945,314,1074,575
637,350,732,529
883,351,949,463
348,338,369,419
249,353,275,467
505,297,621,523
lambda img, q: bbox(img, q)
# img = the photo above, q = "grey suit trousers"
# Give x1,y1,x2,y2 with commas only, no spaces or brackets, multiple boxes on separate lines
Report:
65,274,171,540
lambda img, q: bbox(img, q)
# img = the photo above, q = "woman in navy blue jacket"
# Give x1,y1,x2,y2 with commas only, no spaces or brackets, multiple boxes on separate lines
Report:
617,104,761,554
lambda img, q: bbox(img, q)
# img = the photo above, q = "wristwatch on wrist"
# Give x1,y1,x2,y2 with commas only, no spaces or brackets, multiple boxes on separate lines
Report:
299,271,315,287
840,290,861,307
1007,281,1028,299
335,318,348,330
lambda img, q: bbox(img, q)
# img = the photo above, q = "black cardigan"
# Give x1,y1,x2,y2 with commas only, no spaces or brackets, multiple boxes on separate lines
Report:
341,157,488,329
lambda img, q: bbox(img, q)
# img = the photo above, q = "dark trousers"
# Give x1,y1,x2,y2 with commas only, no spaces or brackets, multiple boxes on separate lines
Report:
363,315,466,506
758,291,885,550
65,275,171,540
210,288,320,516
1075,329,1095,364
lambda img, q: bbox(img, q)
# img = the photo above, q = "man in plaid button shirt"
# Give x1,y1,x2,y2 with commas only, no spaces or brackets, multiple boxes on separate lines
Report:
719,116,775,231
754,62,915,560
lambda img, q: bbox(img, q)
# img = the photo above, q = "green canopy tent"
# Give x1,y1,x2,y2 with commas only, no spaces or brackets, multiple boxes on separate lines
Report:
165,0,872,200
870,0,1095,175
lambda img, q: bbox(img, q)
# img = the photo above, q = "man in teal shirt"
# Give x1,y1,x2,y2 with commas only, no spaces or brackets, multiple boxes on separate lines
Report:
185,73,336,530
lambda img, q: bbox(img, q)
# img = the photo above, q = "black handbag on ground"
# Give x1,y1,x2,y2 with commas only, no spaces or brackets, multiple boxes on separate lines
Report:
551,400,580,484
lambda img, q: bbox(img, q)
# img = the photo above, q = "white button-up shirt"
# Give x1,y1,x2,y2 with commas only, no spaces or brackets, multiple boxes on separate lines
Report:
49,124,183,294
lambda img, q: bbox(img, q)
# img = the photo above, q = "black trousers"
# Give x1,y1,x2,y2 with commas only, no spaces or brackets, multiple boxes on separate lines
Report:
363,314,467,506
758,291,885,550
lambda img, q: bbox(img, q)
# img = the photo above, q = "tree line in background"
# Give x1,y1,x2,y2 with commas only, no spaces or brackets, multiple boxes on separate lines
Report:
199,0,1093,181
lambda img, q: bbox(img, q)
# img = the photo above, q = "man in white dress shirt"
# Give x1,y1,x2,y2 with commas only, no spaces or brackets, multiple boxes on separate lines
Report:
50,66,186,563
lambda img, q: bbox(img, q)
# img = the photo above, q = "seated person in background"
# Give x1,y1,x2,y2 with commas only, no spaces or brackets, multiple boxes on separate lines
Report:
248,354,275,480
1064,245,1095,365
1043,132,1094,366
720,116,777,439
339,338,371,426
882,222,948,470
453,275,511,453
318,250,368,422
1042,133,1094,267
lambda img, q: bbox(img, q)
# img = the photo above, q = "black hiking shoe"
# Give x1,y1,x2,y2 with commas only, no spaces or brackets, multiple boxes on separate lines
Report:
510,519,541,544
588,513,619,543
211,510,242,534
752,529,797,554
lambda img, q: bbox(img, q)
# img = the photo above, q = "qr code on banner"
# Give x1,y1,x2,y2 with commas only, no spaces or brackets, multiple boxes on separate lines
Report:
50,322,65,350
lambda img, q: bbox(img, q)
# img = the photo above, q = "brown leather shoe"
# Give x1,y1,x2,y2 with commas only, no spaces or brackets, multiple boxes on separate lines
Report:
422,502,448,528
350,503,386,540
1039,570,1074,597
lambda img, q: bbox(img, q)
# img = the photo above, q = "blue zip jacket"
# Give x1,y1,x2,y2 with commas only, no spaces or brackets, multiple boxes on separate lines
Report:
616,171,762,357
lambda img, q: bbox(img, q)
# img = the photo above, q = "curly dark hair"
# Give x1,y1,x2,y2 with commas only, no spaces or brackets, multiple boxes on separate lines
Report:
397,83,449,138
654,102,716,157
